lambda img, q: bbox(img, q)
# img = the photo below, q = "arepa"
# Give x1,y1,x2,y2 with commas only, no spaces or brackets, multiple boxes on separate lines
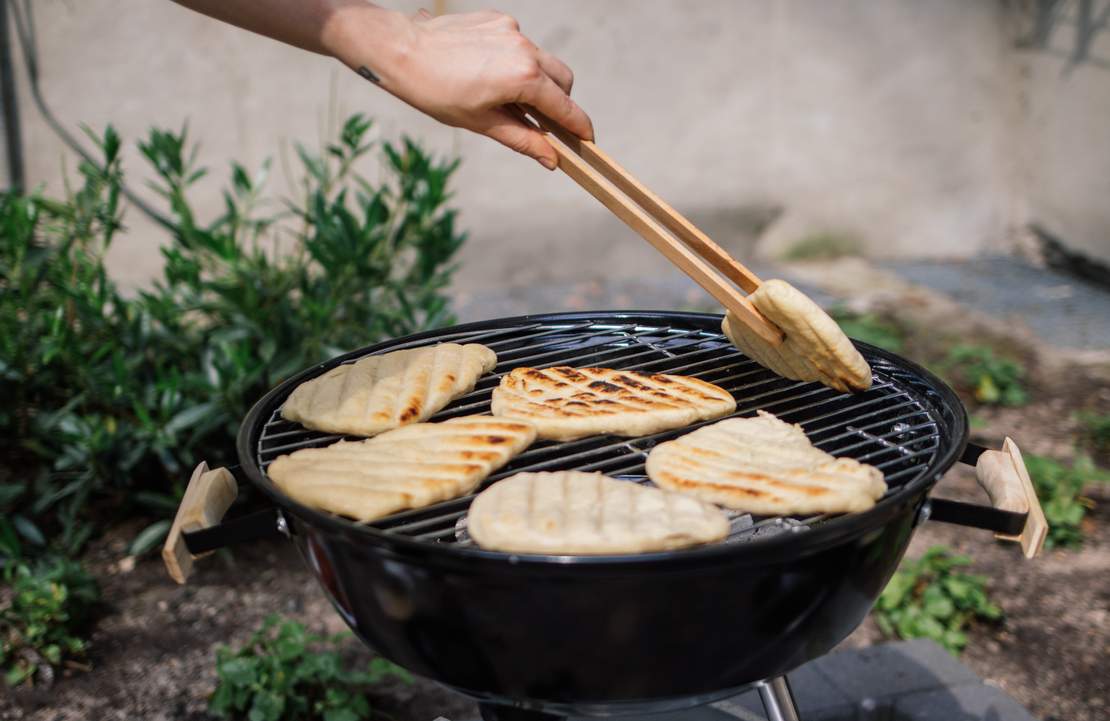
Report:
490,366,736,441
467,471,729,554
646,411,886,515
282,343,496,436
722,279,871,393
268,416,535,522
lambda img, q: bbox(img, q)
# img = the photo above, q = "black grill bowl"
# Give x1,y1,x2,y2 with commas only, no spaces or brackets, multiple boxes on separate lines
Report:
237,311,968,715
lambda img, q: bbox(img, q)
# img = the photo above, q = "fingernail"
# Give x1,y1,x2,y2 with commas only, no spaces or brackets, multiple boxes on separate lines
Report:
538,157,557,170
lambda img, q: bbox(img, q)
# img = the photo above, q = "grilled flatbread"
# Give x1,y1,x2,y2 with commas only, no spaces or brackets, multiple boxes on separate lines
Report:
722,279,871,393
268,416,535,522
467,471,729,554
282,343,497,437
490,366,736,441
646,411,886,515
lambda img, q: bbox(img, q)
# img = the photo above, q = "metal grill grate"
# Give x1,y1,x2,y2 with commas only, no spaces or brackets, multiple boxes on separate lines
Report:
255,317,943,549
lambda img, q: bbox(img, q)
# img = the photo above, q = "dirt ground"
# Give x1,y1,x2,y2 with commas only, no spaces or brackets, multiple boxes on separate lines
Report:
0,532,480,721
2,281,1108,721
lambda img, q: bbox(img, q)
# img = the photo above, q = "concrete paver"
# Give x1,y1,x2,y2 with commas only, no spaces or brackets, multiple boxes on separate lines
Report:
570,640,1035,721
880,257,1110,351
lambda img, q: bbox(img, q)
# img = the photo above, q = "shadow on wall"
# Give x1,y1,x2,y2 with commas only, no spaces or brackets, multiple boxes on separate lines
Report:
1018,0,1110,71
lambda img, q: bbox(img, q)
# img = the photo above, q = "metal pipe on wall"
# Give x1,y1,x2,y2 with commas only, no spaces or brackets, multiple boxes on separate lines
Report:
1,0,25,192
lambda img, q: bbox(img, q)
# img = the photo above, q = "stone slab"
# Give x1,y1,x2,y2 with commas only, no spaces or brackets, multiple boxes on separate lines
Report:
891,683,1039,721
880,256,1110,351
704,640,1032,721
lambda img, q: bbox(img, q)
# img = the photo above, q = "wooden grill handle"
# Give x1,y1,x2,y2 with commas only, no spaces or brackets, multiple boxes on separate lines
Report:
162,462,238,584
974,438,1048,559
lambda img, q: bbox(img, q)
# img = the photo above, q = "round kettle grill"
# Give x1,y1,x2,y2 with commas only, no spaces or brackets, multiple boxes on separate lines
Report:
162,311,1046,721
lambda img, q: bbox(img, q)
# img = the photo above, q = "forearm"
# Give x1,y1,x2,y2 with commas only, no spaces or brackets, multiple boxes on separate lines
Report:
171,0,396,61
172,0,593,167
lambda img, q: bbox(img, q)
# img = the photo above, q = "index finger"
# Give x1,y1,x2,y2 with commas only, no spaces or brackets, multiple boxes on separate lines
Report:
519,74,594,142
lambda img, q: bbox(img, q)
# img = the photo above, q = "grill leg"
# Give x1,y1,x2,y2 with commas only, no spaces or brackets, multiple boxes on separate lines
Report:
756,676,801,721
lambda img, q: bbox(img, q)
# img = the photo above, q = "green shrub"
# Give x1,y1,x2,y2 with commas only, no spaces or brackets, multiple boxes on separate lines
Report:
1,557,100,686
874,546,1001,655
941,345,1028,406
830,308,906,352
0,115,464,557
1024,453,1108,549
210,615,411,721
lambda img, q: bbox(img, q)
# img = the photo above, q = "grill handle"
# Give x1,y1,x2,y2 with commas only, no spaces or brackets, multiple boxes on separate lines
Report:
162,462,285,583
929,438,1048,558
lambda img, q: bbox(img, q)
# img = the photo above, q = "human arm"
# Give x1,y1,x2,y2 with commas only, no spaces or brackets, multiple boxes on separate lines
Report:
171,0,593,168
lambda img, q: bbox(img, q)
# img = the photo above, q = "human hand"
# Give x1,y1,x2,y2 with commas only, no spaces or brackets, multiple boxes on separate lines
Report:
328,6,593,169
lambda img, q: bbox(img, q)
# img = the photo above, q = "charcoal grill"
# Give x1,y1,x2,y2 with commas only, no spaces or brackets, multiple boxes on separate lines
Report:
163,311,1046,721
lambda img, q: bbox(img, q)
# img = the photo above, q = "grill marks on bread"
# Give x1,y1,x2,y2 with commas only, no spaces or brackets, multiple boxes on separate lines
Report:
467,471,729,554
722,279,872,393
281,343,496,437
267,416,535,522
646,412,886,515
491,366,736,441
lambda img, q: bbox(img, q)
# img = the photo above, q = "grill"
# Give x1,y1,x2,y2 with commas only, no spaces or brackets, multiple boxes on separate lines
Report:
252,313,953,553
167,311,1042,721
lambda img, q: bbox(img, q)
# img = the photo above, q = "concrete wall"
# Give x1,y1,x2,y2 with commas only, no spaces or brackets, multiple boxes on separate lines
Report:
1019,0,1110,264
7,0,1110,294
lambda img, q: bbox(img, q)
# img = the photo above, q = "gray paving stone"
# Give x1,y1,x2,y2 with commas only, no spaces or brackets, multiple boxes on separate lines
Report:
711,662,884,720
576,704,740,721
713,689,859,721
880,256,1110,350
705,641,1034,721
891,684,1039,721
811,639,980,704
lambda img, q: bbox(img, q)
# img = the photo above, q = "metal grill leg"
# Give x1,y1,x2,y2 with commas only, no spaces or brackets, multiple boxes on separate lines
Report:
756,676,801,721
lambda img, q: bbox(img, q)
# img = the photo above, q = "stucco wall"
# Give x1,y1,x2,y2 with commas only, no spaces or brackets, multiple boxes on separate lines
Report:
1019,0,1110,264
7,0,1110,293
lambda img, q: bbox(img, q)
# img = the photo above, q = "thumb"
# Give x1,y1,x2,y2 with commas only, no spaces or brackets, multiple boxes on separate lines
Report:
476,109,558,170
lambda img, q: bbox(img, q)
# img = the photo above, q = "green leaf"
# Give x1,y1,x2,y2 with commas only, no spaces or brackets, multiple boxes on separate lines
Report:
0,483,24,507
218,657,258,687
12,515,45,546
0,518,21,558
128,519,172,556
941,577,972,602
324,708,362,721
5,665,31,686
879,572,913,609
209,681,235,715
367,656,413,684
249,691,285,721
922,589,955,620
942,629,968,653
975,374,999,404
164,402,218,436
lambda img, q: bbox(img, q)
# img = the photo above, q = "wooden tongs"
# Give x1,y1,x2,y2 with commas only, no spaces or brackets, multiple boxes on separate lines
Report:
515,108,784,346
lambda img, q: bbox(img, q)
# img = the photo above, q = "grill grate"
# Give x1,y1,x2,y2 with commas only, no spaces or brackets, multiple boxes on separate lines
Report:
256,317,943,549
